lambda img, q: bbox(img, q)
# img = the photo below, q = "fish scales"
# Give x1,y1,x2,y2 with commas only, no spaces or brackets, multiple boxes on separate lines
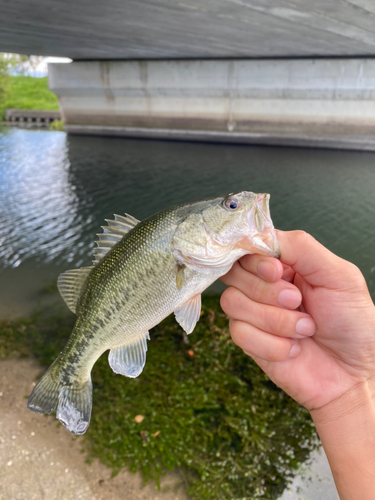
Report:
61,209,180,374
27,192,280,435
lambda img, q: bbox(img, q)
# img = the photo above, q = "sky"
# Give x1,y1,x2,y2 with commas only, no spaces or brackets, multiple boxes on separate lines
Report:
32,57,72,77
3,54,72,77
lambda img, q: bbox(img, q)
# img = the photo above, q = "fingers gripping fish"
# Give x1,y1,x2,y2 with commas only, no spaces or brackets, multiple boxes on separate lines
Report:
27,192,280,435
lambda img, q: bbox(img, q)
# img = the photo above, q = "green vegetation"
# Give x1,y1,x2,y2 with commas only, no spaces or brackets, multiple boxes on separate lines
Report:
0,75,59,120
0,296,318,499
49,119,65,131
0,56,9,109
0,53,57,120
0,318,33,359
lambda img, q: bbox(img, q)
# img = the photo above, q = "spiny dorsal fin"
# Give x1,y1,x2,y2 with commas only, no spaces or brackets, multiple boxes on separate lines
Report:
57,267,93,314
93,213,140,265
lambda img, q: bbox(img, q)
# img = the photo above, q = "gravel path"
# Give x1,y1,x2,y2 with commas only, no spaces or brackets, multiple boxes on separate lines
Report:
0,358,188,500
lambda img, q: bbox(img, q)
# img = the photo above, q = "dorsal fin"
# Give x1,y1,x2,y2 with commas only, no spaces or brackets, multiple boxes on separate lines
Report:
93,213,140,265
57,267,93,314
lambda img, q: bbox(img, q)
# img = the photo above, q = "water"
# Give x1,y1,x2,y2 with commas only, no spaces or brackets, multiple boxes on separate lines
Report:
0,126,374,498
1,126,374,298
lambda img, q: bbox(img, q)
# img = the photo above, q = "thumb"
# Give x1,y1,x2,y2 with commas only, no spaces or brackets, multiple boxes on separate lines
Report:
276,230,357,289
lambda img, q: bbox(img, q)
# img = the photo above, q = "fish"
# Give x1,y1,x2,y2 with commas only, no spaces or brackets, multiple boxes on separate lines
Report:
27,191,280,435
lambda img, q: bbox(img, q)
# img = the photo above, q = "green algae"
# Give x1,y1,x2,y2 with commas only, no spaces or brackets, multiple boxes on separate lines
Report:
0,319,32,359
0,295,319,499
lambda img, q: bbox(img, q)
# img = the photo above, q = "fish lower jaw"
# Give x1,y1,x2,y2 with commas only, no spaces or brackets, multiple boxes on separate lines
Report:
235,233,280,258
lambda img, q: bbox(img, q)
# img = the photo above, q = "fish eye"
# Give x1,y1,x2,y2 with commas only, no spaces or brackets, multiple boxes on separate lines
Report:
224,198,240,210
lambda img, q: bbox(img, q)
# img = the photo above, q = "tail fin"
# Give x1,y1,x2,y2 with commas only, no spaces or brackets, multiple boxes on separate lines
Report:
27,358,92,435
56,381,92,435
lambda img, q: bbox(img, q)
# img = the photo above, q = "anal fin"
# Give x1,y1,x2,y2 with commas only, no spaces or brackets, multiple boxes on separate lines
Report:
174,294,201,335
108,332,150,378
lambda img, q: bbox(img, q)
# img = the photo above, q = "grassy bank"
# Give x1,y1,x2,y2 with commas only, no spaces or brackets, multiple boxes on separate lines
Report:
0,296,318,499
0,75,59,120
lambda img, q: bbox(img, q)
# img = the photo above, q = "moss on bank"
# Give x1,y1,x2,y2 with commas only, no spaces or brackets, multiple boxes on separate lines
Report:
0,296,318,499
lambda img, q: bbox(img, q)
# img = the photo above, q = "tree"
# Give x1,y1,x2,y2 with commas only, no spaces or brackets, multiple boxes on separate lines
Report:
0,53,46,118
0,54,10,109
0,53,44,76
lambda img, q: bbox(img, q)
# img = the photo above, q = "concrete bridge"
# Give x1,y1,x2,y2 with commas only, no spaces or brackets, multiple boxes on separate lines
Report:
1,0,375,149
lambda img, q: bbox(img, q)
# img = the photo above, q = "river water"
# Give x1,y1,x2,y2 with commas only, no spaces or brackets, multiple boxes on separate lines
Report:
1,126,374,498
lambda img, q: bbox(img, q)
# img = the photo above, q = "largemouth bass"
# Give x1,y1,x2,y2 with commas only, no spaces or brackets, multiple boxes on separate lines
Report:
27,191,279,435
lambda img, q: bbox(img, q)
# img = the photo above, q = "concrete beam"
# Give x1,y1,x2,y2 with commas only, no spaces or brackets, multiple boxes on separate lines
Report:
3,0,375,59
50,59,375,151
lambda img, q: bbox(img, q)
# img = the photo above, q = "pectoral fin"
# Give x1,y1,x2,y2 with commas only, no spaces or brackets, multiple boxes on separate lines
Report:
174,294,201,335
108,332,150,378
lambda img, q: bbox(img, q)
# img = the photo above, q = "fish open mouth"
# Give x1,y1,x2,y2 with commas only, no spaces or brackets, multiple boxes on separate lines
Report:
253,231,280,258
244,193,280,258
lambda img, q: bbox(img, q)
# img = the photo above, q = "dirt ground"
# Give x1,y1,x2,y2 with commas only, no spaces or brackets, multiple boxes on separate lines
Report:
0,357,188,500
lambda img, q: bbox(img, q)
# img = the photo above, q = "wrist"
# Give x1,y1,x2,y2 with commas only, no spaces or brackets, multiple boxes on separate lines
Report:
310,379,375,500
310,377,375,426
311,378,375,427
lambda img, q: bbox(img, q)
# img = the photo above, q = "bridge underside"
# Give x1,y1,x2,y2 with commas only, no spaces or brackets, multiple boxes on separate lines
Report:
1,0,375,59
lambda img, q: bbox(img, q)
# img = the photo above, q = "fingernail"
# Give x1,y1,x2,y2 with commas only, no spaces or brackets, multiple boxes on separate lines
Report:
257,261,276,281
289,343,301,358
278,289,301,309
295,318,316,336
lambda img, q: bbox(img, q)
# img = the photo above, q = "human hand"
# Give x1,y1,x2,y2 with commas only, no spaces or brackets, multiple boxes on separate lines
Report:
220,230,375,412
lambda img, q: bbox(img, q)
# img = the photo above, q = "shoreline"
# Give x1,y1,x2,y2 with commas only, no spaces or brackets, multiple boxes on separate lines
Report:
0,357,187,500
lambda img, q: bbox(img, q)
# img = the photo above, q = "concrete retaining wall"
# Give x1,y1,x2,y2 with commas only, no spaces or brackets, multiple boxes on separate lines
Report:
5,109,61,128
49,59,375,150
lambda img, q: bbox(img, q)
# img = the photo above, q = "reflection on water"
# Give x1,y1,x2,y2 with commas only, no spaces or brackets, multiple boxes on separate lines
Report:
0,126,374,300
0,129,81,267
0,126,374,499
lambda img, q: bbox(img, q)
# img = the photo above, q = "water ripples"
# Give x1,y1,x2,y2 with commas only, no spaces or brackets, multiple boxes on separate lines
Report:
0,126,374,300
0,128,80,267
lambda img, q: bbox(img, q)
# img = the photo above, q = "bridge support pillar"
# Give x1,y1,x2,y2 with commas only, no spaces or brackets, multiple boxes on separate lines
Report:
49,59,375,150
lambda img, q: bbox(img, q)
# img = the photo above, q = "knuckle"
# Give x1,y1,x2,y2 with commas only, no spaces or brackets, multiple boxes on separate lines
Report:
347,263,368,290
337,260,368,291
220,288,232,314
228,319,243,345
293,230,314,247
347,262,364,281
250,276,265,299
266,341,290,362
268,308,291,335
220,287,239,316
